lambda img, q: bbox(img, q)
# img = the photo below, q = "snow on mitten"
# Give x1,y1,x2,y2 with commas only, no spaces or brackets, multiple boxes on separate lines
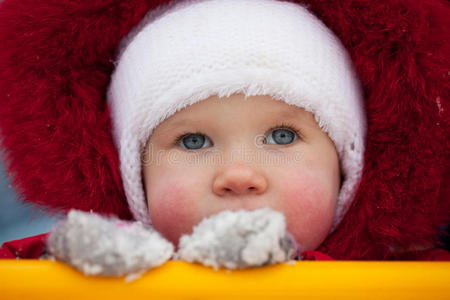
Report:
46,209,174,276
175,208,298,269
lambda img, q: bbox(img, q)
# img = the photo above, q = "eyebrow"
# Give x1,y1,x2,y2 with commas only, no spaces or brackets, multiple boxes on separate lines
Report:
161,106,303,130
275,108,302,120
162,117,194,129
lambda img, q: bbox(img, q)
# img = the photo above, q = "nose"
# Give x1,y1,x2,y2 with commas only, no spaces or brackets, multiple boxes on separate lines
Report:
212,163,268,196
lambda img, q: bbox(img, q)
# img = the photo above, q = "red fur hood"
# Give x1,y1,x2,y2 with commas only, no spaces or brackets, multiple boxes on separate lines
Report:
0,0,448,259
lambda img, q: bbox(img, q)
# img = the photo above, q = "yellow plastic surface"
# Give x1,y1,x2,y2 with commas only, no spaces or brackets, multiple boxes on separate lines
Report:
1,260,449,299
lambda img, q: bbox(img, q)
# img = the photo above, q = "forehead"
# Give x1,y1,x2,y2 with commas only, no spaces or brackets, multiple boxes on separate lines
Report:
161,94,314,127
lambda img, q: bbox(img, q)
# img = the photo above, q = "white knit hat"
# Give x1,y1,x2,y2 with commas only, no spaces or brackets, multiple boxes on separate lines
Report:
107,0,366,231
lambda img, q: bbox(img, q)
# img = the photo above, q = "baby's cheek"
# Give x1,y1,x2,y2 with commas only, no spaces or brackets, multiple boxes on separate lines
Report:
148,181,199,245
279,169,336,250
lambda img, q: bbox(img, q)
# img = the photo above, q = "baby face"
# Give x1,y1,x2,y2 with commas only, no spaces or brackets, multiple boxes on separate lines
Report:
142,94,340,251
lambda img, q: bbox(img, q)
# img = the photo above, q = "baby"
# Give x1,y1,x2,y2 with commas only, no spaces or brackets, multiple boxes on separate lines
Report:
1,0,449,271
42,0,365,274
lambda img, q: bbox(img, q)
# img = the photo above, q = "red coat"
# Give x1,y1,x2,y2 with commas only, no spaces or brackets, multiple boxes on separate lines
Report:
0,0,449,260
1,233,449,261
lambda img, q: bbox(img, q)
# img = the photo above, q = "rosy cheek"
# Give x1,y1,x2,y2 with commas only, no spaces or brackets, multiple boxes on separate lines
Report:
148,181,198,245
279,169,335,250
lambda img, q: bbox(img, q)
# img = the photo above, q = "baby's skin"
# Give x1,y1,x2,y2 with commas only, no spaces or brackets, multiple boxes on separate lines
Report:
143,93,341,252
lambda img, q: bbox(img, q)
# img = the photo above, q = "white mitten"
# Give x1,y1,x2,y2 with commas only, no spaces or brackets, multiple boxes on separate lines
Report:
175,208,298,269
46,209,174,276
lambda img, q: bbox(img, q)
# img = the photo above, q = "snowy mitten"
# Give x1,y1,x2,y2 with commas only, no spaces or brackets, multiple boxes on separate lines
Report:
175,208,298,269
46,209,174,276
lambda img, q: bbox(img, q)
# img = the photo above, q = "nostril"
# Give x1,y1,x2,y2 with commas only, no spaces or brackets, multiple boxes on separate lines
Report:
223,186,256,194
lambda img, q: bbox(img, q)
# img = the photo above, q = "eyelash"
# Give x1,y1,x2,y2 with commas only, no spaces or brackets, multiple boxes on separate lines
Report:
173,130,205,147
173,122,302,147
265,122,302,141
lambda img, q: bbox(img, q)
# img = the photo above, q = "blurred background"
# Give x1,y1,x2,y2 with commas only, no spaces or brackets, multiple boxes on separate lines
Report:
0,157,58,244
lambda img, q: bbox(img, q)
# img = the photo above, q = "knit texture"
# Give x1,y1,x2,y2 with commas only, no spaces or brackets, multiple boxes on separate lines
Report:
107,0,366,229
175,208,297,269
0,0,448,259
46,208,296,274
47,210,174,276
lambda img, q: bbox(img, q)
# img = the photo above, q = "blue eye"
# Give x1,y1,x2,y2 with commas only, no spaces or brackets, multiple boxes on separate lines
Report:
266,128,298,145
179,133,212,150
